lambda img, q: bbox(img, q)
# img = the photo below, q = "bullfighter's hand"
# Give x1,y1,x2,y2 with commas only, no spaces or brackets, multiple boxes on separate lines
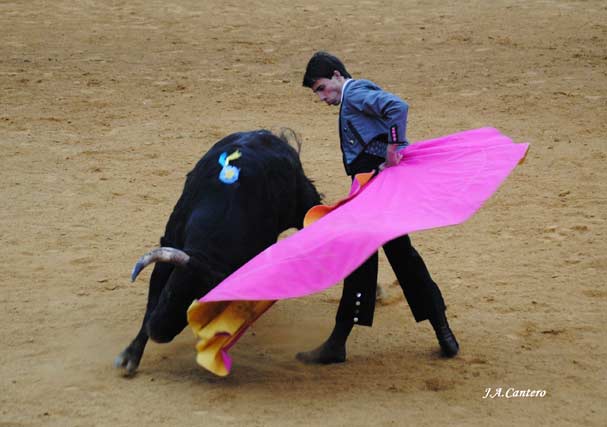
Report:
379,144,403,171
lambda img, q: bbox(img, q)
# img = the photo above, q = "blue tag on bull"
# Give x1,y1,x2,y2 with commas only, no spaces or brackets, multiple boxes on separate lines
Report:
218,150,242,184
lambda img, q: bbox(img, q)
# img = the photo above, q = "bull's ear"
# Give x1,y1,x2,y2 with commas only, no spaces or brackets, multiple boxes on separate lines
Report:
208,268,228,284
187,256,227,283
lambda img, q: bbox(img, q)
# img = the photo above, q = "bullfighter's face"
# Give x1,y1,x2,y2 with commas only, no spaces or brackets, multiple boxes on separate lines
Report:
311,70,345,106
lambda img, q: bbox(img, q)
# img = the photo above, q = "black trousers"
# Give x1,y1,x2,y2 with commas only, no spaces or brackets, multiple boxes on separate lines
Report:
336,153,446,326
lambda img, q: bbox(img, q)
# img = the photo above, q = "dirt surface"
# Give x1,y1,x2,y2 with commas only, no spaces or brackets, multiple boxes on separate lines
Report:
2,0,606,426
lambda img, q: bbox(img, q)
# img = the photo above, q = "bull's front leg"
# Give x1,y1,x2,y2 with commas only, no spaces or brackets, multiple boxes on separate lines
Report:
114,262,173,376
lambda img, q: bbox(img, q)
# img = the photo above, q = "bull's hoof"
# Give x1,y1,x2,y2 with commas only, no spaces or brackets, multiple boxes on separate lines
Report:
114,348,142,377
296,341,346,365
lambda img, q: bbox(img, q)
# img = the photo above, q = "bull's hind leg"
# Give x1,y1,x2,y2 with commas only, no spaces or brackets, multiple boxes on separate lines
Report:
115,262,174,376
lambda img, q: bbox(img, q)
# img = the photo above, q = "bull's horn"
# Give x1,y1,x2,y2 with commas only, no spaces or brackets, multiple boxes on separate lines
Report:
130,247,190,282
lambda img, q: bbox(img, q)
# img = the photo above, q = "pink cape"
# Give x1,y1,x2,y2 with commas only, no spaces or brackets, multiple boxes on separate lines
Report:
187,127,528,375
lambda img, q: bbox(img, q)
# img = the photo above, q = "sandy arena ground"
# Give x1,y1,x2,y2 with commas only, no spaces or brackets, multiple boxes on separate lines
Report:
1,0,606,426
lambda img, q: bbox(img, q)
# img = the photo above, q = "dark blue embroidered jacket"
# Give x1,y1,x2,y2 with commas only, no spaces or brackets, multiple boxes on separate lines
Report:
339,79,409,168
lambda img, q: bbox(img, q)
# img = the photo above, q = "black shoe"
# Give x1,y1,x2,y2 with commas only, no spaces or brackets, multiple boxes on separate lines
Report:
435,325,459,358
296,340,346,365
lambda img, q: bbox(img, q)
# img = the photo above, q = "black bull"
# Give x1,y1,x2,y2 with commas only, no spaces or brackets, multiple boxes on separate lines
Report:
115,130,321,375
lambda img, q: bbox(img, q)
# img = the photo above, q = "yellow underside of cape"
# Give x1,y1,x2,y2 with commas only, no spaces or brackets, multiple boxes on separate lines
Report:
187,299,274,376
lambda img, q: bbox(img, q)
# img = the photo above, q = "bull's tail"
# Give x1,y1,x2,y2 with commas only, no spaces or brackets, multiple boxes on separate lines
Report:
130,247,190,282
276,127,303,155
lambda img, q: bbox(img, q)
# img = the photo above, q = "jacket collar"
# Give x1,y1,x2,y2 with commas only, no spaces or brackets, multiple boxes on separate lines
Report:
340,79,353,105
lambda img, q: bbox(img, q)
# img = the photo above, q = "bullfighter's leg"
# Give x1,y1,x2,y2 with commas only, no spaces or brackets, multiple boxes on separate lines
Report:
115,262,174,375
296,252,378,364
383,235,459,357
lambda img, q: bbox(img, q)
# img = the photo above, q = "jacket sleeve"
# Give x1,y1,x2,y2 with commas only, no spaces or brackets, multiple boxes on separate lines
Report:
358,89,409,143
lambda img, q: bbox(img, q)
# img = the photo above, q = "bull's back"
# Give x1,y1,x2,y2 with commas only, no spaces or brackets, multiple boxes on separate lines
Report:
164,130,312,267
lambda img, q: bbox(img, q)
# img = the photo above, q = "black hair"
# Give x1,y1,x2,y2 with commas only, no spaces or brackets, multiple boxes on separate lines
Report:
302,51,352,88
